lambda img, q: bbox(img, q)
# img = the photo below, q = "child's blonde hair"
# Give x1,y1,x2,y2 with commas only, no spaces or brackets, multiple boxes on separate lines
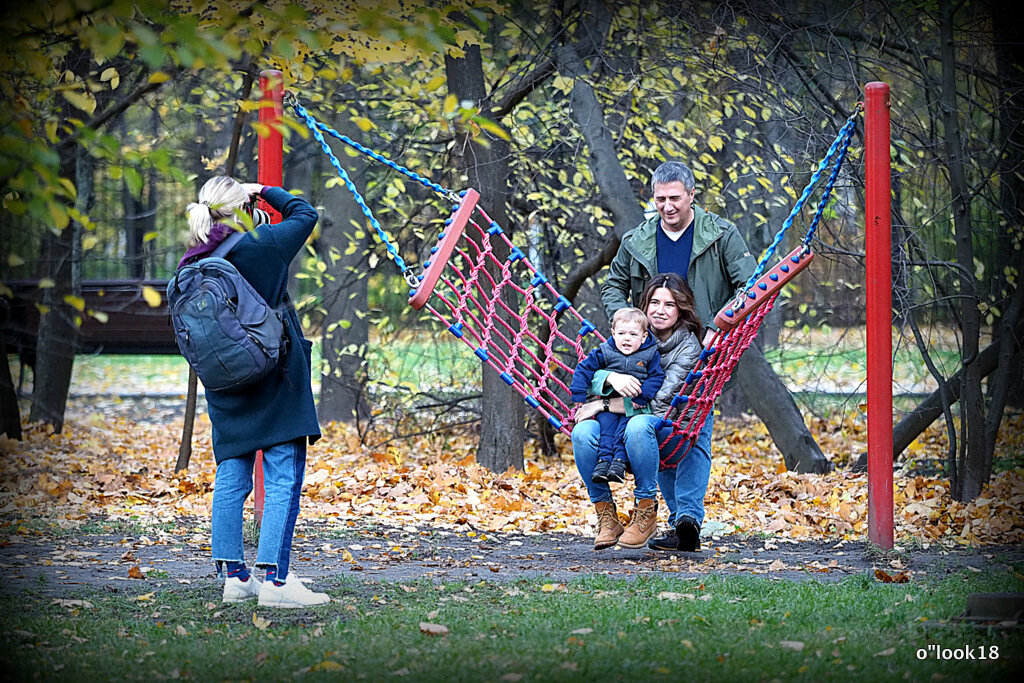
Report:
611,307,649,332
185,176,249,246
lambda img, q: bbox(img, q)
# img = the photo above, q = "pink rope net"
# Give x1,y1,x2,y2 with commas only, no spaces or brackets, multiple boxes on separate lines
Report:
409,190,603,436
657,246,815,468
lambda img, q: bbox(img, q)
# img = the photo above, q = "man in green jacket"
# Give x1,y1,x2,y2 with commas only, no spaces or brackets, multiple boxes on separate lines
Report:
596,160,756,552
601,161,755,333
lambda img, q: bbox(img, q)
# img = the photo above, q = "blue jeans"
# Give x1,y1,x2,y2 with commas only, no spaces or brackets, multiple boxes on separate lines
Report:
595,411,629,463
655,413,715,527
211,438,306,580
571,416,659,502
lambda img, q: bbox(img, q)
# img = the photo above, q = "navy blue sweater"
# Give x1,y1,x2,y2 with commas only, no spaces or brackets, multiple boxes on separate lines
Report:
200,187,321,463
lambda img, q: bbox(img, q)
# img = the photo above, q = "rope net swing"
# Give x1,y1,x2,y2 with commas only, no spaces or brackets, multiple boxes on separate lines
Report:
288,94,601,434
287,92,857,452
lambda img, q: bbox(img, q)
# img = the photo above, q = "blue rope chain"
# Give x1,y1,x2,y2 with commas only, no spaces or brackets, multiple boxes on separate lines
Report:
287,95,407,274
287,93,459,283
802,118,857,250
744,110,860,290
286,92,858,294
311,123,453,199
287,94,453,198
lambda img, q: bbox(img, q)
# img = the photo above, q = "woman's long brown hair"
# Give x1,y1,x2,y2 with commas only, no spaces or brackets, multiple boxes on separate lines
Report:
638,273,702,336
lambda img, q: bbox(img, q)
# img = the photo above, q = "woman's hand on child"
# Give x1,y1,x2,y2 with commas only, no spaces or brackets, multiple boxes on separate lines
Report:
573,401,602,423
607,372,642,398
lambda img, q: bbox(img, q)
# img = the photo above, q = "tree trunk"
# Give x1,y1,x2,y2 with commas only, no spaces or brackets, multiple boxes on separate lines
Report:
735,343,832,473
174,369,198,472
940,0,988,501
29,237,78,431
28,48,98,431
446,44,524,472
0,341,20,439
316,113,371,424
554,44,644,237
986,0,1024,415
29,148,92,431
121,114,146,279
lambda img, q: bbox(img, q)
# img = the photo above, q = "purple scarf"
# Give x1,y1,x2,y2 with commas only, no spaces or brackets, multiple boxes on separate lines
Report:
177,223,238,270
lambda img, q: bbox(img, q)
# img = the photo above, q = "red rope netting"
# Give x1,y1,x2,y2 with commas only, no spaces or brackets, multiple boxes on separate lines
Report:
657,247,815,467
409,190,603,435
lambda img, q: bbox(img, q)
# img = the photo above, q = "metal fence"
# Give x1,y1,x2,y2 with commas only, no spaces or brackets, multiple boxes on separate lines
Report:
1,168,194,283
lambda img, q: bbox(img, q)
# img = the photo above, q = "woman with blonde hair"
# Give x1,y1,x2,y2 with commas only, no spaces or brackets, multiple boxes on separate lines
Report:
177,175,326,608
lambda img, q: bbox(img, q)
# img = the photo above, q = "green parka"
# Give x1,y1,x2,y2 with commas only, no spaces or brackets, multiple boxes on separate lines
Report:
600,205,756,334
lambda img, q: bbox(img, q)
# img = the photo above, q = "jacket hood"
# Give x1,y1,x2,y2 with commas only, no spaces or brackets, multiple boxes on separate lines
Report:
178,222,237,269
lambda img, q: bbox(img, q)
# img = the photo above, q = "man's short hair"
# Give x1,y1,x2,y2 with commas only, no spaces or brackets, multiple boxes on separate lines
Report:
611,307,649,331
651,161,696,193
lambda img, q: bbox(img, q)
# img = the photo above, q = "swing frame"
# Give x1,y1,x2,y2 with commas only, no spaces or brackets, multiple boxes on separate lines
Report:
265,72,895,549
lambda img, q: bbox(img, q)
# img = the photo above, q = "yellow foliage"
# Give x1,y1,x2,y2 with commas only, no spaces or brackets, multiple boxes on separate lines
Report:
141,286,162,308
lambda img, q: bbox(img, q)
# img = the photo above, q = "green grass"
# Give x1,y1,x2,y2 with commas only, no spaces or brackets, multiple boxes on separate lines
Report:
362,336,479,390
15,335,479,395
764,345,959,391
3,571,1021,681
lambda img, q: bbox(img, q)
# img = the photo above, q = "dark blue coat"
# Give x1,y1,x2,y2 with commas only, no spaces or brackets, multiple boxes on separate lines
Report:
203,187,321,463
570,334,664,406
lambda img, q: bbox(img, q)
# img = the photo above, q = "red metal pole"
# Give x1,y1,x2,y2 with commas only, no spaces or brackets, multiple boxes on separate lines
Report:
258,69,284,222
865,81,894,550
253,69,284,524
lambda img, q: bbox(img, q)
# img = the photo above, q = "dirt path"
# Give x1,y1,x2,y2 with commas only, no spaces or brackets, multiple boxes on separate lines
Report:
2,518,1020,599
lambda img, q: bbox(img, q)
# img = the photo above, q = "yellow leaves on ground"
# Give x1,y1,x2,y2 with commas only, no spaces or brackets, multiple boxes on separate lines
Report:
1,412,1021,547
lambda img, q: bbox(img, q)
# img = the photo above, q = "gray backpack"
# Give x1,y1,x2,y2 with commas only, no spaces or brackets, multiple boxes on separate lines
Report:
167,233,287,392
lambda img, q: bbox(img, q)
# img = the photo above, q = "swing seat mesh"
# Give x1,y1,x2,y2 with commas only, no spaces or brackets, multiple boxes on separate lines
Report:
409,189,603,435
655,246,813,467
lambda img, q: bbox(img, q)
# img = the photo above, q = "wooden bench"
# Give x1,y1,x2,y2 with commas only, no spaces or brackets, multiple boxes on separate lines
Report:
1,279,177,360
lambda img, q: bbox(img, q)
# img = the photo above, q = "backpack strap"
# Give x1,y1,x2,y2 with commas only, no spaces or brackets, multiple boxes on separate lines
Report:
171,231,246,295
211,231,245,259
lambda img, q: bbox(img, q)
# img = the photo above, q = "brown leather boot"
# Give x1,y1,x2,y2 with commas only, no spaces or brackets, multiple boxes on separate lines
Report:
618,498,659,548
593,501,624,550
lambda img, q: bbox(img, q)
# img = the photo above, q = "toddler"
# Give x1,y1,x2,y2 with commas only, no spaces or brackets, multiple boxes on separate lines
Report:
570,308,665,483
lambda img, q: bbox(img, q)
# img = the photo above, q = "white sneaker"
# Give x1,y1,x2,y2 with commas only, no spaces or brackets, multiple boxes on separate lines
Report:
257,574,330,608
222,575,262,603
